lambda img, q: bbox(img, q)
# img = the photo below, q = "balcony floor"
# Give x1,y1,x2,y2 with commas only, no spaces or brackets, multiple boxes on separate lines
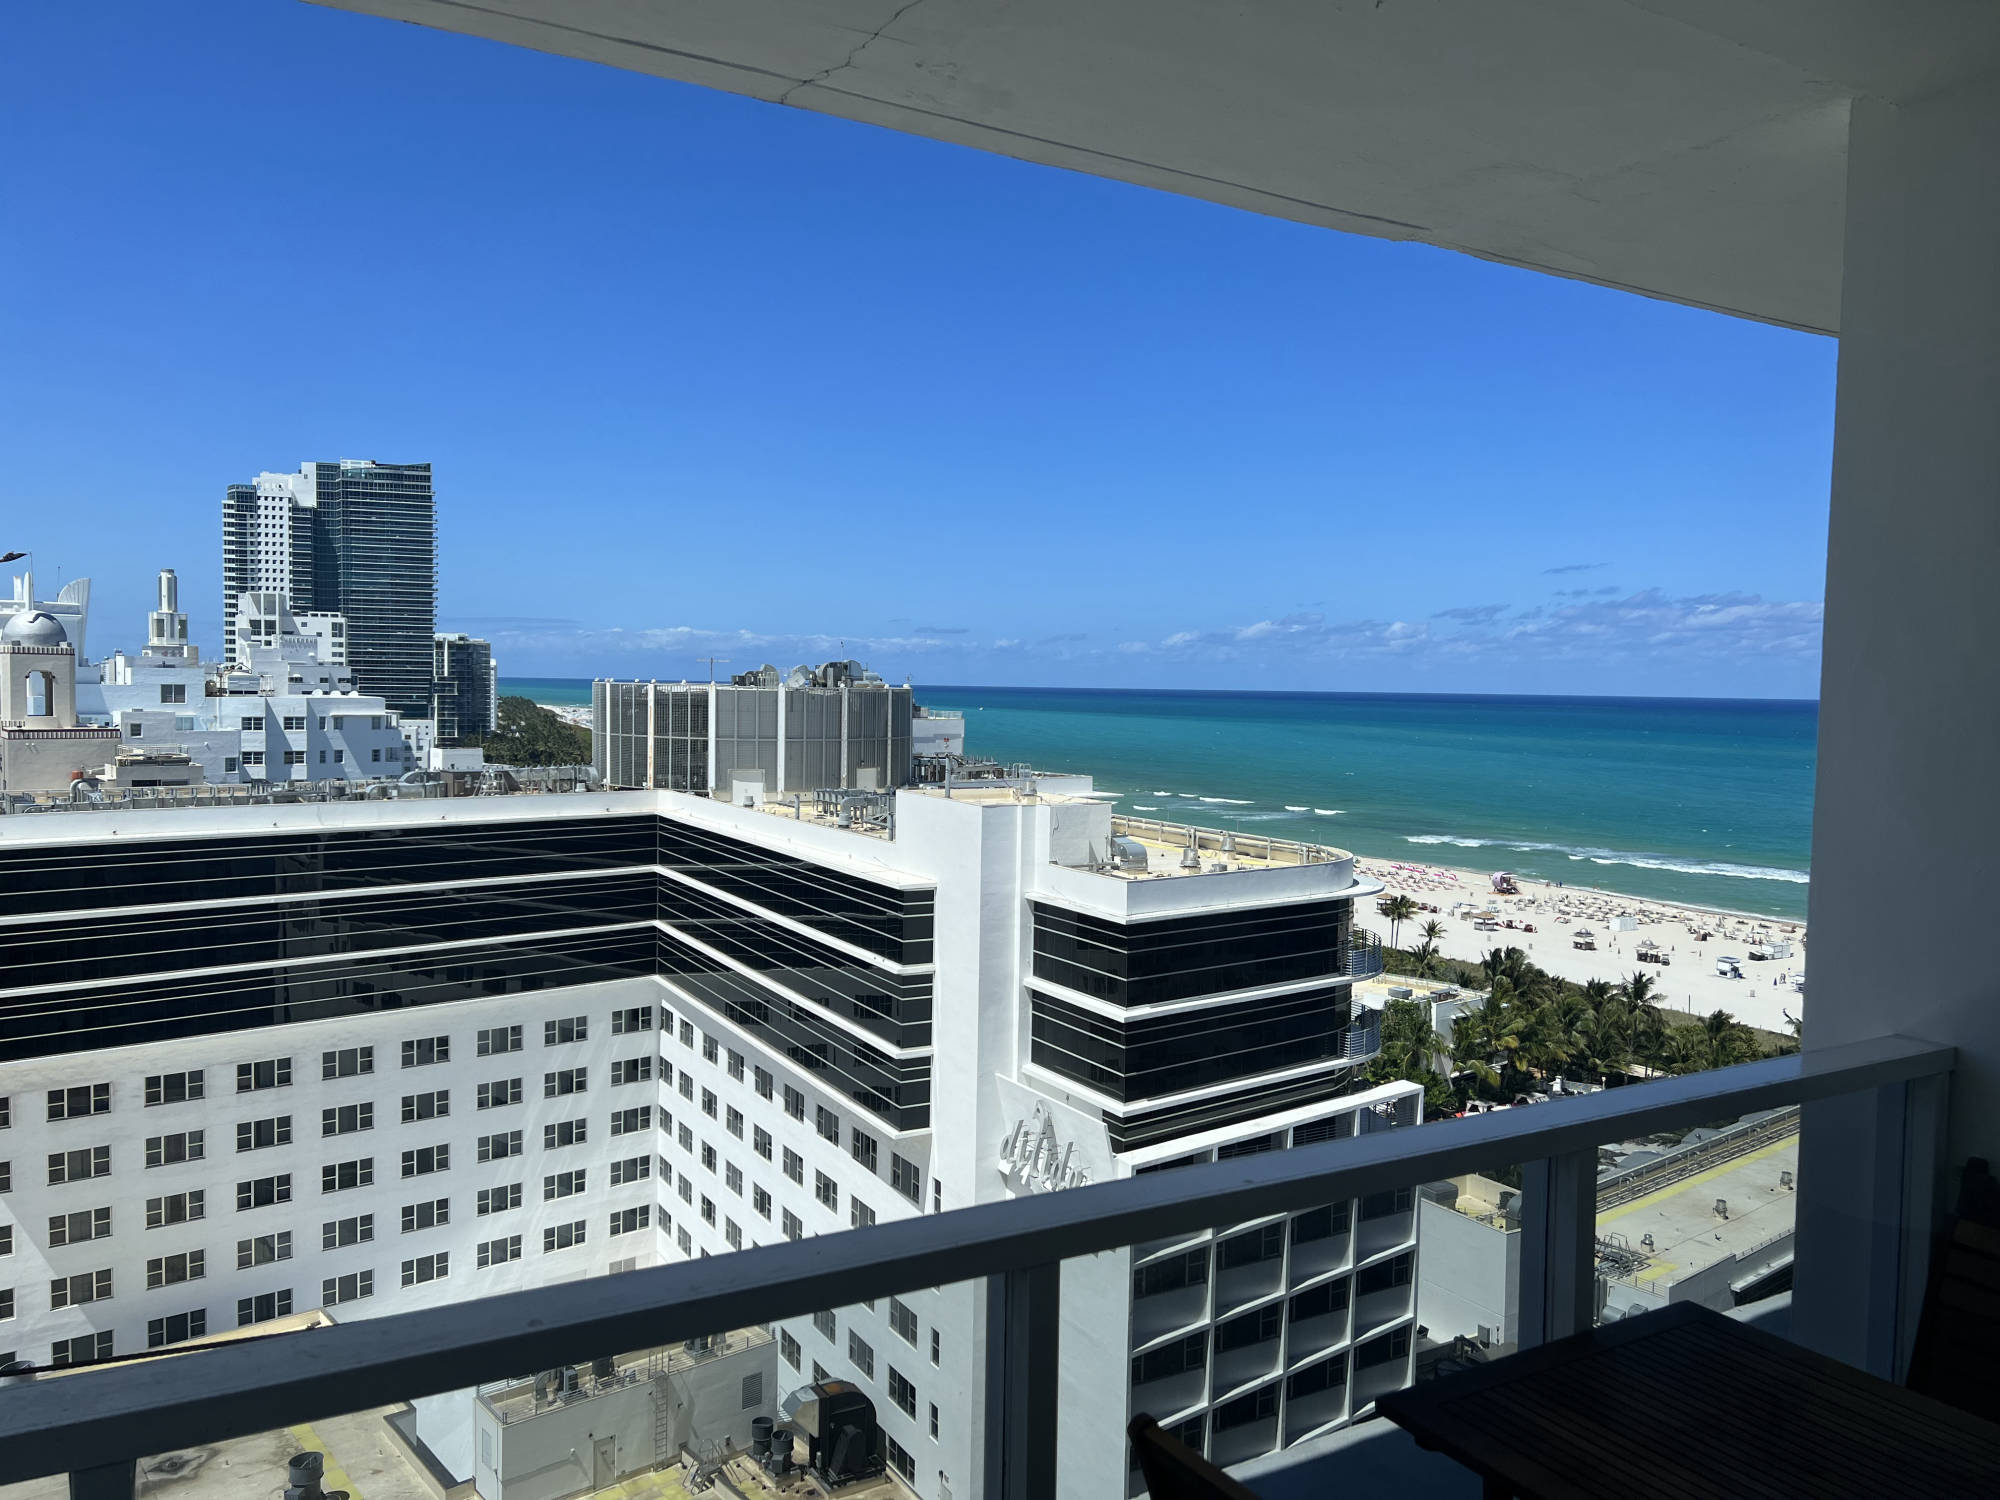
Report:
1234,1416,1481,1498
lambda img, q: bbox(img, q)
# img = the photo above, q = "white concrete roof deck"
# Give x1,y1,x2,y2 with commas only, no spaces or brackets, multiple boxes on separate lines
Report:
313,1,2000,334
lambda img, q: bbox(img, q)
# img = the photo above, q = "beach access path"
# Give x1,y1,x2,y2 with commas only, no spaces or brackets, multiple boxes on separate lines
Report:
1360,860,1806,1035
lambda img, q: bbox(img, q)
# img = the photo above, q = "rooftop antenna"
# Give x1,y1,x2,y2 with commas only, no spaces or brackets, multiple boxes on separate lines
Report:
698,656,730,684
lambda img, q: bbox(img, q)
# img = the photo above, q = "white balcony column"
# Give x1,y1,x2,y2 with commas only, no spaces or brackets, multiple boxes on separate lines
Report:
1795,69,2000,1374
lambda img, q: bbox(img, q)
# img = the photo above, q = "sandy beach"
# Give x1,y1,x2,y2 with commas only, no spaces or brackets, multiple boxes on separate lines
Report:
1357,857,1807,1035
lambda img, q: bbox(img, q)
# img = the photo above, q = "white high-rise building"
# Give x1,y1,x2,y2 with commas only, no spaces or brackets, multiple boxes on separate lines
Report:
221,471,317,636
0,780,1410,1497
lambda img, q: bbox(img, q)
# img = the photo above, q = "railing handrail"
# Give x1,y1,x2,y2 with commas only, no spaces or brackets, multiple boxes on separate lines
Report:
0,1033,1951,1485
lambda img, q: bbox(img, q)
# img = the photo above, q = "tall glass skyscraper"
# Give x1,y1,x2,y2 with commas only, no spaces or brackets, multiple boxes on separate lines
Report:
222,460,438,718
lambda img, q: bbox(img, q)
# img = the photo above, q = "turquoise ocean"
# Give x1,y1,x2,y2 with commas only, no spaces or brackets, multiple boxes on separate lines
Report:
504,679,1815,921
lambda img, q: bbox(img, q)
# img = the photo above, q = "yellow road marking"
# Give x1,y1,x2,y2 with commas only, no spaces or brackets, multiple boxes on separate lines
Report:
1598,1136,1794,1227
288,1422,364,1500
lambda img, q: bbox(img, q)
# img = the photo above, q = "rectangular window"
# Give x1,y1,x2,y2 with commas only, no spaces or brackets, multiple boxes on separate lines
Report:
814,1310,836,1341
932,1328,940,1366
726,1049,745,1081
477,1079,522,1110
145,1251,204,1289
160,683,187,704
401,1253,449,1287
678,1018,694,1046
146,1190,204,1229
889,1297,918,1346
542,1220,586,1253
701,1033,719,1064
51,1331,114,1366
46,1084,112,1121
282,715,305,730
544,1169,586,1200
283,750,306,766
401,1090,449,1122
610,1206,650,1235
477,1236,522,1268
49,1268,114,1308
478,1130,523,1162
48,1152,112,1184
321,1159,373,1193
239,1231,294,1266
145,1071,204,1106
611,1007,652,1035
783,1148,804,1185
781,1330,801,1370
609,1155,651,1185
544,1017,587,1046
321,1103,373,1136
783,1085,805,1122
887,1367,919,1419
148,1310,206,1349
849,1331,876,1379
891,1153,922,1205
930,1404,940,1442
236,1115,291,1152
701,1196,716,1227
401,1145,449,1178
783,1209,803,1242
701,1088,717,1119
544,1120,586,1150
48,1206,112,1245
850,1198,876,1230
611,1057,652,1086
241,750,264,767
725,1106,744,1139
814,1171,839,1212
886,1434,916,1484
401,1037,449,1069
476,1026,522,1057
678,1074,694,1102
725,1162,743,1196
400,1198,449,1233
753,1126,773,1161
850,1128,879,1173
235,1296,292,1328
815,1105,840,1144
476,1184,523,1216
323,1271,373,1306
236,1174,291,1210
142,1126,197,1167
610,1106,650,1136
322,1047,373,1080
678,1123,694,1153
236,1059,291,1092
754,1067,774,1101
753,1184,772,1220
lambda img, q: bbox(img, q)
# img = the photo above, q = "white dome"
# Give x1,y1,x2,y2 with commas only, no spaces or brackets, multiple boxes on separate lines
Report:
2,610,69,648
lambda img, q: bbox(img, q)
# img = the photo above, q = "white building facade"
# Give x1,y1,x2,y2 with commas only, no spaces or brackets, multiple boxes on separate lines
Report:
0,783,1412,1496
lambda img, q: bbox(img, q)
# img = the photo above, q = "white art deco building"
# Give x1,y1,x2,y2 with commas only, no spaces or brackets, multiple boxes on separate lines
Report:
0,776,1411,1498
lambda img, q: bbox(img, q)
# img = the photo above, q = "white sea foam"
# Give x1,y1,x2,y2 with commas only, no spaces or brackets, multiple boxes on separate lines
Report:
1199,796,1255,805
1402,834,1809,885
1283,805,1310,812
1132,804,1159,811
1153,791,1176,796
1314,809,1344,817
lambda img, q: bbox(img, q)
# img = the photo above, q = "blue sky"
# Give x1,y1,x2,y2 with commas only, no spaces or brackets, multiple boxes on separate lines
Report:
2,2,1835,697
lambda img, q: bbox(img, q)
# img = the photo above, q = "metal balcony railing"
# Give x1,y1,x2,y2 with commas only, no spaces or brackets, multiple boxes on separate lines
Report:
0,1035,1951,1500
1345,927,1386,979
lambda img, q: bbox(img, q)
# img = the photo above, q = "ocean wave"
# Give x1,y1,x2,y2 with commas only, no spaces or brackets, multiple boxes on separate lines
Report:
1284,805,1309,812
1152,791,1176,796
1132,804,1159,811
1402,834,1809,885
1199,796,1255,805
1314,809,1344,817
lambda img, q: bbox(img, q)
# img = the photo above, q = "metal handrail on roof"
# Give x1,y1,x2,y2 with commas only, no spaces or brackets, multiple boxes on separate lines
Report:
0,1035,1952,1495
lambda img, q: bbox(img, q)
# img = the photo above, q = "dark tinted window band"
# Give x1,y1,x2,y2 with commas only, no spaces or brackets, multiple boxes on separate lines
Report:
1106,1069,1369,1152
0,816,658,915
1030,986,1353,1104
1030,899,1350,1007
0,929,654,1062
0,875,656,990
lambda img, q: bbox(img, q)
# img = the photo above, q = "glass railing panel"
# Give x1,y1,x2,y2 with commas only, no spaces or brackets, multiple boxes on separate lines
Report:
1592,1105,1800,1329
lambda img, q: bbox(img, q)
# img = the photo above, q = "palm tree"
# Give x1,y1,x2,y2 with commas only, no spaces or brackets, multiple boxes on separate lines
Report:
1410,939,1443,978
1382,894,1419,950
1702,1009,1759,1068
1419,918,1447,946
1621,970,1658,1008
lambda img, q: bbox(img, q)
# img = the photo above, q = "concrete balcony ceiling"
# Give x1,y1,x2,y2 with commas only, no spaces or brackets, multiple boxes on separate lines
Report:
315,0,2000,333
